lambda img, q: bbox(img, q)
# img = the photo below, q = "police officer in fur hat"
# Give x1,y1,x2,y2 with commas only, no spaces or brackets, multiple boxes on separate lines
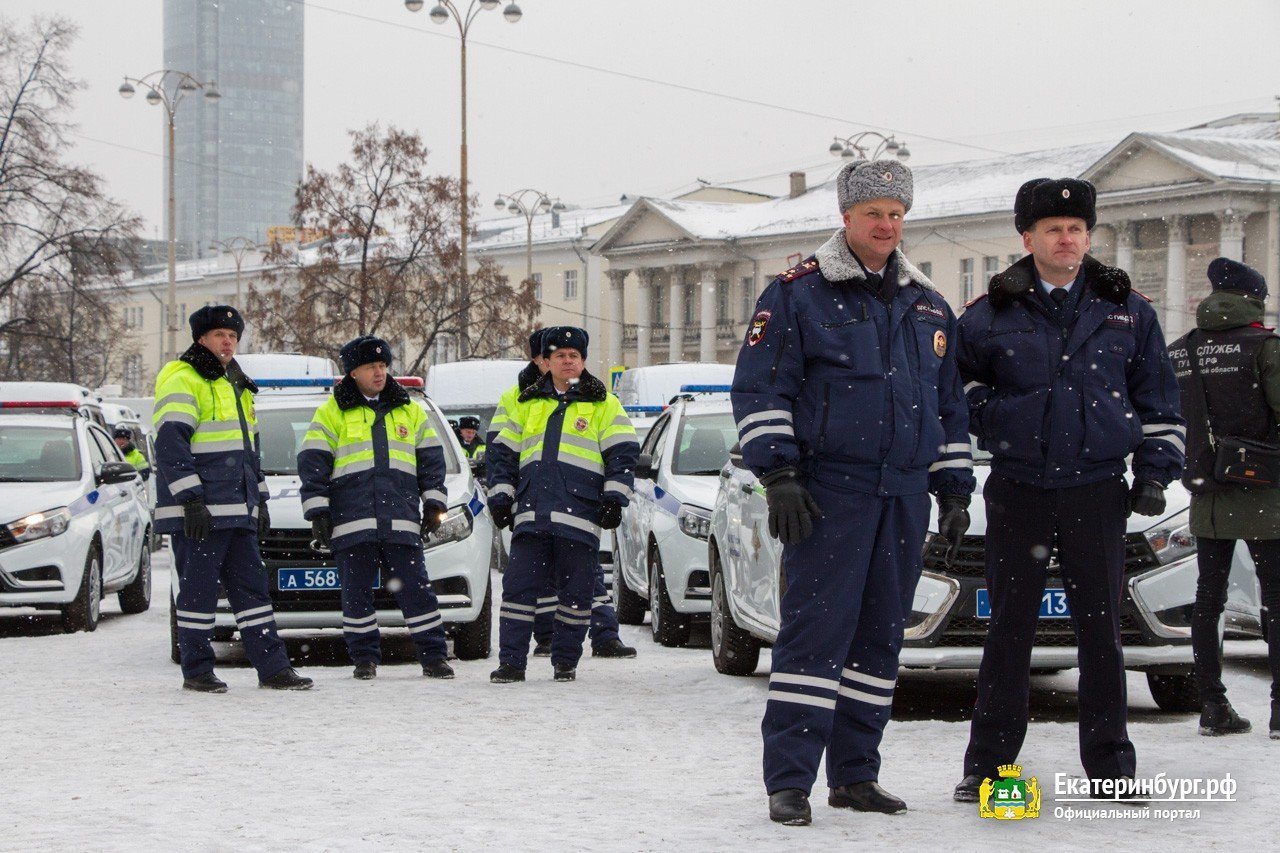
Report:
1168,258,1280,739
733,159,975,824
113,425,151,481
153,306,311,692
954,178,1184,801
298,335,454,680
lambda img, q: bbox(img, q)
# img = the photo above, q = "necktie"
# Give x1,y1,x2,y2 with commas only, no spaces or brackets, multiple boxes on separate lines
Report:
867,270,896,303
1050,288,1068,307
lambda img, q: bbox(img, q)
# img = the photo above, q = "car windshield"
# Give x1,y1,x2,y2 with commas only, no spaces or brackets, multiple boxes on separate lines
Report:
671,411,737,475
257,402,462,476
0,426,81,482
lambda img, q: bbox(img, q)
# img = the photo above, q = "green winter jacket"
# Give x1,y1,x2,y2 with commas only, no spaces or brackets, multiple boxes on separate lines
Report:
1188,291,1280,540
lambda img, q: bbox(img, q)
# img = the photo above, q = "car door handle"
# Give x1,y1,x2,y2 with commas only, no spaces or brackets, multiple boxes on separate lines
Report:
740,483,754,495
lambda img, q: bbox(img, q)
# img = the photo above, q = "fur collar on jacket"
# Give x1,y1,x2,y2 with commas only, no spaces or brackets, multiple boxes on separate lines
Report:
519,369,608,404
814,230,935,291
333,374,411,411
988,253,1130,310
517,360,543,394
179,343,258,393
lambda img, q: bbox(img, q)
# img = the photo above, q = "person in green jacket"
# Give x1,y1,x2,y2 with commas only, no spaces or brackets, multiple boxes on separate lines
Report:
112,426,150,481
1167,258,1280,739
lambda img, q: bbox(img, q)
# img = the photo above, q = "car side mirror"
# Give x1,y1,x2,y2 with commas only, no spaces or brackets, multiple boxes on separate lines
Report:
98,460,138,486
728,442,746,470
636,453,655,480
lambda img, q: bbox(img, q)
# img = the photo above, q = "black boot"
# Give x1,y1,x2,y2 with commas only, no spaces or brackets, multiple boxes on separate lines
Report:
532,639,552,657
353,662,377,680
768,789,811,825
423,659,455,679
953,775,983,803
1199,701,1251,735
490,664,525,683
1271,700,1279,740
828,781,907,814
182,671,228,693
259,667,314,690
592,638,637,658
553,664,576,682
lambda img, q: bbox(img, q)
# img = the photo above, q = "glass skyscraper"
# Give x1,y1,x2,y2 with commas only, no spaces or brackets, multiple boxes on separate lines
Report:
164,0,304,257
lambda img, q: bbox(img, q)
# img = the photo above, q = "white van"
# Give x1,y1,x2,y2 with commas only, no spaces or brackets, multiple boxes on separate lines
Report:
423,359,528,432
613,363,736,442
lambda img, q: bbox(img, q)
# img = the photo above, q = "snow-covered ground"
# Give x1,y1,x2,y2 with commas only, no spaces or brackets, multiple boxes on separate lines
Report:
0,549,1273,852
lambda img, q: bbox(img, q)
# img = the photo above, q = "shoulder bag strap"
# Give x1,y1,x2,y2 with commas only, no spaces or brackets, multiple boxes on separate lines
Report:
1184,329,1217,447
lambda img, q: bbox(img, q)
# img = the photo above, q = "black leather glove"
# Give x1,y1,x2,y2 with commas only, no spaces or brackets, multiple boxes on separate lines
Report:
936,494,972,567
183,500,212,541
311,514,332,550
597,501,623,530
1128,481,1166,517
490,498,514,531
257,500,271,538
423,503,445,537
760,467,822,545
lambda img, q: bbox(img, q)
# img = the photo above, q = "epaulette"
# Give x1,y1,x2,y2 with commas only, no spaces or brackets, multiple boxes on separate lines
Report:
1132,288,1153,303
777,258,819,283
963,293,988,310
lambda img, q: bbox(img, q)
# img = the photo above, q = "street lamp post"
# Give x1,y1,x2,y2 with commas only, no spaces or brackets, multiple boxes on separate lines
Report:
119,70,220,362
827,131,911,163
208,236,259,309
405,0,523,357
493,189,565,284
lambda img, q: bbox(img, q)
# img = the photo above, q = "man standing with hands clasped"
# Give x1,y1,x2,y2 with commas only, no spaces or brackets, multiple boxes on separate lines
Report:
297,336,454,680
954,178,1184,802
732,159,975,825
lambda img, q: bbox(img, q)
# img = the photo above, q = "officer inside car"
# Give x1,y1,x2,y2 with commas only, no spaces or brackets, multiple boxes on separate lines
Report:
732,159,975,825
954,178,1184,802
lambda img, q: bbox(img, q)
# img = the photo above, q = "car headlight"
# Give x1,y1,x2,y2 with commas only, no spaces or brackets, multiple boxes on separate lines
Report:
6,507,71,543
1144,508,1196,565
426,504,474,548
677,504,713,541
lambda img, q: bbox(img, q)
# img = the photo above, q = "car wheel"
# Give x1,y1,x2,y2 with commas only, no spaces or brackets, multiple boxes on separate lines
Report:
118,536,153,614
1147,670,1199,712
710,548,761,676
62,545,102,634
453,575,492,660
613,551,648,626
649,548,690,647
169,595,181,664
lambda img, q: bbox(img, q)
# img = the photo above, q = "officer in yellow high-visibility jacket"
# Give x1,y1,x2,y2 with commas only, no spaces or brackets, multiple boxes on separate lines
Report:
153,305,311,693
297,335,452,680
486,326,639,683
112,426,150,481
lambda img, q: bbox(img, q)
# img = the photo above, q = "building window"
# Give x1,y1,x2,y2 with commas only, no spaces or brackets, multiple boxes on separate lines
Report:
918,262,932,280
740,276,754,321
983,256,1000,287
959,259,975,303
564,269,578,300
652,280,666,325
716,280,730,323
683,283,695,326
531,272,542,302
1007,253,1021,266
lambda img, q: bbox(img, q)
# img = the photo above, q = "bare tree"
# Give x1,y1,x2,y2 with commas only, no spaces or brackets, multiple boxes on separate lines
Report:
0,16,141,380
250,123,538,373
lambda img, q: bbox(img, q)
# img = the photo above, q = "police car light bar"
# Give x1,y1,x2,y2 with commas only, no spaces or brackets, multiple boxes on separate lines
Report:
679,385,732,393
624,405,666,414
0,400,82,409
253,378,335,388
395,376,424,388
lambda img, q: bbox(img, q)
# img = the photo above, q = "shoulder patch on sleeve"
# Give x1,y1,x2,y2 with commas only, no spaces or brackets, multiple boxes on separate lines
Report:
963,293,988,310
746,309,772,346
778,258,819,283
1131,288,1153,303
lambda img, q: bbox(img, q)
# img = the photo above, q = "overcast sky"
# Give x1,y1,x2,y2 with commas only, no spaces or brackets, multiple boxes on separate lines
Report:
7,0,1279,238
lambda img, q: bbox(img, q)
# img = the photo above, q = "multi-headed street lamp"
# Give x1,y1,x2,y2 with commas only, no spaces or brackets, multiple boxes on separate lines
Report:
208,237,260,310
119,70,220,362
827,131,911,163
405,0,524,357
493,189,564,285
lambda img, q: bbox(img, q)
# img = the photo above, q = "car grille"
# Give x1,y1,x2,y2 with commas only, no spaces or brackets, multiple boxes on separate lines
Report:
934,613,1147,647
260,527,331,567
922,533,1160,577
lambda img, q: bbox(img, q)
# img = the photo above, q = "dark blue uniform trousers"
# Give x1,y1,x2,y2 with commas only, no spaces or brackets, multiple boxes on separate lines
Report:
173,528,291,681
762,483,928,794
336,541,447,666
964,472,1135,781
532,562,620,647
500,532,596,669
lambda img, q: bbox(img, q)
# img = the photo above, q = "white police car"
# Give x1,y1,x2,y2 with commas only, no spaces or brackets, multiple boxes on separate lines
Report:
613,393,738,646
708,445,1264,711
0,399,152,632
166,362,495,661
